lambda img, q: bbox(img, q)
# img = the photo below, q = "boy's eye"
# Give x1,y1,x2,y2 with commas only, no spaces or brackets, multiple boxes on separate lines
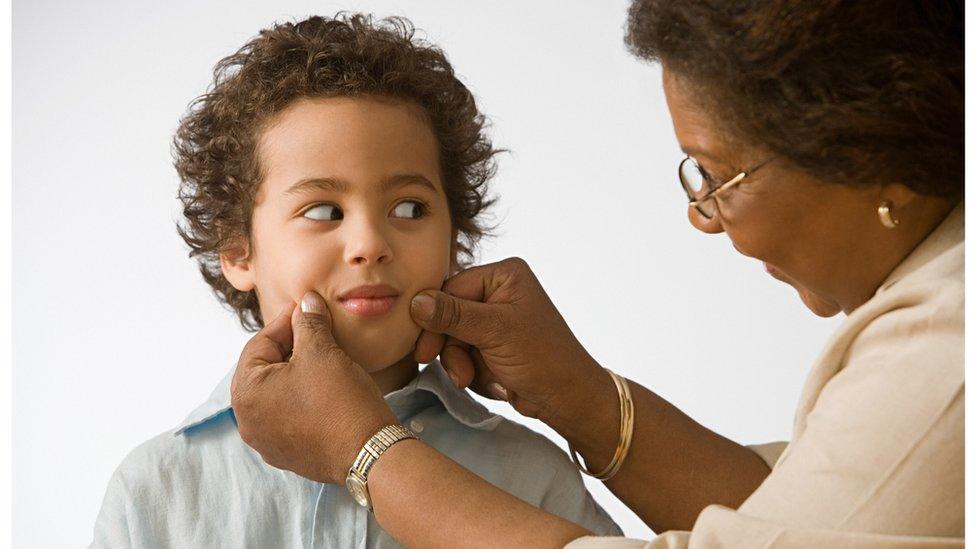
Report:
391,200,427,220
303,204,343,221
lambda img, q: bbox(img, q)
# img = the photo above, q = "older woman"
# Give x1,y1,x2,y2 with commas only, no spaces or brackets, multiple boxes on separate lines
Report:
230,0,963,546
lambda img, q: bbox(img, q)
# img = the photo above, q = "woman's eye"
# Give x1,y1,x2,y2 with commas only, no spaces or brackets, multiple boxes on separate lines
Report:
303,204,343,221
695,164,719,190
391,200,426,220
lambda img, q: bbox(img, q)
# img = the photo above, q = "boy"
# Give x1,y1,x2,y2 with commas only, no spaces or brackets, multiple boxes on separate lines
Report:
92,14,621,547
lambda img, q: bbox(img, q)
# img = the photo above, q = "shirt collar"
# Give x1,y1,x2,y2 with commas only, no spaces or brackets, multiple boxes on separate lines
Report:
173,359,501,436
878,202,964,293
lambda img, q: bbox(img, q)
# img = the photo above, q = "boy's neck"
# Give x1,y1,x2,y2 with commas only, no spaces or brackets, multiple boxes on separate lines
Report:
371,355,421,395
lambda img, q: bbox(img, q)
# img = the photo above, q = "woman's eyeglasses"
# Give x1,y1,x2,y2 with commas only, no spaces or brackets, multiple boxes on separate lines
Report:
678,155,774,219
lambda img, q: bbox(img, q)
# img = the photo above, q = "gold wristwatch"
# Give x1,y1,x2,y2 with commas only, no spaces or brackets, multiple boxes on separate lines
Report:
345,424,417,511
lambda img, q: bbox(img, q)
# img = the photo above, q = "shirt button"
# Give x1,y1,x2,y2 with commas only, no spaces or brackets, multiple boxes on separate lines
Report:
409,419,424,433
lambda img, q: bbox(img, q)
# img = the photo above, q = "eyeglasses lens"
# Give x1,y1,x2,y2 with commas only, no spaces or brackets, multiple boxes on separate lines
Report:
679,157,716,218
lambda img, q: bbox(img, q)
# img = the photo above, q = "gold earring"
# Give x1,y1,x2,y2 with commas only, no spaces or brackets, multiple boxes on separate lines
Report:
878,200,899,229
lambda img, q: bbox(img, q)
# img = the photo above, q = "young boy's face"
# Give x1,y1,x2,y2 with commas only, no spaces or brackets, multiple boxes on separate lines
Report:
221,96,454,371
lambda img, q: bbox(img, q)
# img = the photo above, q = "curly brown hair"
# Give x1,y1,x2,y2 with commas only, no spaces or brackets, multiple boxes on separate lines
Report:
626,0,963,199
174,14,498,331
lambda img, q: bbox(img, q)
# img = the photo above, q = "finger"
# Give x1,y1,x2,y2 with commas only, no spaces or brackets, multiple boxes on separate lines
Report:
407,260,500,336
409,290,499,346
467,348,507,401
232,305,294,395
413,329,445,364
439,262,493,302
239,305,295,369
291,291,343,360
439,336,475,389
437,257,530,303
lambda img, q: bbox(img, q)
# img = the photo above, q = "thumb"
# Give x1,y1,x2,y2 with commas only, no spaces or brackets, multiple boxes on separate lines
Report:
409,290,497,347
232,304,295,395
239,304,295,369
291,291,343,360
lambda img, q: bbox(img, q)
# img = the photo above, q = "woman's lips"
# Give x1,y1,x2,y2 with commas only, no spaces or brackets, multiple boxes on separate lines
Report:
337,284,400,317
339,296,398,317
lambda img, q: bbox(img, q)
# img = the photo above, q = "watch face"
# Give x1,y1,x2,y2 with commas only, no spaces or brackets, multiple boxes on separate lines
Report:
346,475,370,508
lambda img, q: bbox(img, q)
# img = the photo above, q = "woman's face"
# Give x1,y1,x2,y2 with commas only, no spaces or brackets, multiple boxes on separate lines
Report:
221,96,454,370
663,70,891,317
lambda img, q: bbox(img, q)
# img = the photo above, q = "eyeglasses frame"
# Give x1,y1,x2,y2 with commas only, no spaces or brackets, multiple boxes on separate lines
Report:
679,155,775,219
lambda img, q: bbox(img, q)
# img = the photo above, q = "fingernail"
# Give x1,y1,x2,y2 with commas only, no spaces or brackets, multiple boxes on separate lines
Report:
300,292,325,315
411,293,435,321
488,382,509,401
448,370,462,389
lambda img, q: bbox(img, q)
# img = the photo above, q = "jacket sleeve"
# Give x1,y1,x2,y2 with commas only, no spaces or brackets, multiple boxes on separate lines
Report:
566,506,964,548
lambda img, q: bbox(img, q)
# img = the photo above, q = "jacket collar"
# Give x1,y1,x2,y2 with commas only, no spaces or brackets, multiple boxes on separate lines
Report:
173,359,501,436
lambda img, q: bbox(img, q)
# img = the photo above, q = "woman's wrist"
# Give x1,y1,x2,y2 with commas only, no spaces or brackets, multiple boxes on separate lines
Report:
326,407,398,484
542,359,621,471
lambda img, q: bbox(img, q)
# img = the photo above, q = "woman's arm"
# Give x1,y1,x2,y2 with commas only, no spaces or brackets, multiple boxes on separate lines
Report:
370,439,591,548
549,367,771,532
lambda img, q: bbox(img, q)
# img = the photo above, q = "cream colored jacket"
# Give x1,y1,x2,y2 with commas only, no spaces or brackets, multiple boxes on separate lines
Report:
569,205,964,548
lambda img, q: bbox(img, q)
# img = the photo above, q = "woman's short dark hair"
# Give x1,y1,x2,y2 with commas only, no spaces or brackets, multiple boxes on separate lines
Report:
626,0,963,199
174,14,498,331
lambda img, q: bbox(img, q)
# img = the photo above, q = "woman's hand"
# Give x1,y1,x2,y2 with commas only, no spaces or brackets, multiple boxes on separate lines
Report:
231,292,397,484
411,257,607,428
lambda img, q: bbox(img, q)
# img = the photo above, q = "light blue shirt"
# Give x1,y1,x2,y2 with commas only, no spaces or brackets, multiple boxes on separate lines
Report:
91,361,622,547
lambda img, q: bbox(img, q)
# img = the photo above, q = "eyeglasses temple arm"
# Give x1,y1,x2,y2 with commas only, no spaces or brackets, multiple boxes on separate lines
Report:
689,171,746,206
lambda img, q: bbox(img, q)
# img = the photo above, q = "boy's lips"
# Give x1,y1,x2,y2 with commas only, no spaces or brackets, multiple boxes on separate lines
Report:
337,284,400,317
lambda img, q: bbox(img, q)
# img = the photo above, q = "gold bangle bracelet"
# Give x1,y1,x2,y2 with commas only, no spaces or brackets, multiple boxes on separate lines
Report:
568,368,634,481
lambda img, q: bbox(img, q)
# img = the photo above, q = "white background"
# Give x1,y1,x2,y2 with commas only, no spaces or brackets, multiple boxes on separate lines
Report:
12,0,844,545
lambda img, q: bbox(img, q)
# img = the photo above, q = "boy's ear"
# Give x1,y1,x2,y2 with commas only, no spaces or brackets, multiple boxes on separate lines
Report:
219,237,256,292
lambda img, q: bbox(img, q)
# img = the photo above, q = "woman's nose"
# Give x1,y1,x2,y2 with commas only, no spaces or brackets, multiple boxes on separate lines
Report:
687,205,725,234
343,218,394,266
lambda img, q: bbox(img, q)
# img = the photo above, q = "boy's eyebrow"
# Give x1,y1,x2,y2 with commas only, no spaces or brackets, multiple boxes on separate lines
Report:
284,177,348,196
284,174,439,197
380,173,438,194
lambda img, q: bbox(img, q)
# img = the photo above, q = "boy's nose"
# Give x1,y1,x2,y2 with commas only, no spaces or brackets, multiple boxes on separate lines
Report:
343,219,394,266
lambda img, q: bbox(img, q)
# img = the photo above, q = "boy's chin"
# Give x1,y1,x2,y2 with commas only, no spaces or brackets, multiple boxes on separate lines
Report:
340,335,419,372
331,313,422,370
353,351,416,372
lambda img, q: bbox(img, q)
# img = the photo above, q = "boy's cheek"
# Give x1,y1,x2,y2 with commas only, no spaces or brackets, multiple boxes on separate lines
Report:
407,257,453,296
255,257,340,323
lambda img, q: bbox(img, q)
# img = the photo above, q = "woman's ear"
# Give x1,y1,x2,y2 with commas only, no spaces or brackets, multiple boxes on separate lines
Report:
220,237,257,292
878,182,920,209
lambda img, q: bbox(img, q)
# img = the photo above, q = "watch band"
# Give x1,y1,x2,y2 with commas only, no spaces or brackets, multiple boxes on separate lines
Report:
345,424,417,510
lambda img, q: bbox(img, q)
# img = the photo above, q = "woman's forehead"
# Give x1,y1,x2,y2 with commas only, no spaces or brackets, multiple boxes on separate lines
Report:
664,74,721,157
663,70,763,170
